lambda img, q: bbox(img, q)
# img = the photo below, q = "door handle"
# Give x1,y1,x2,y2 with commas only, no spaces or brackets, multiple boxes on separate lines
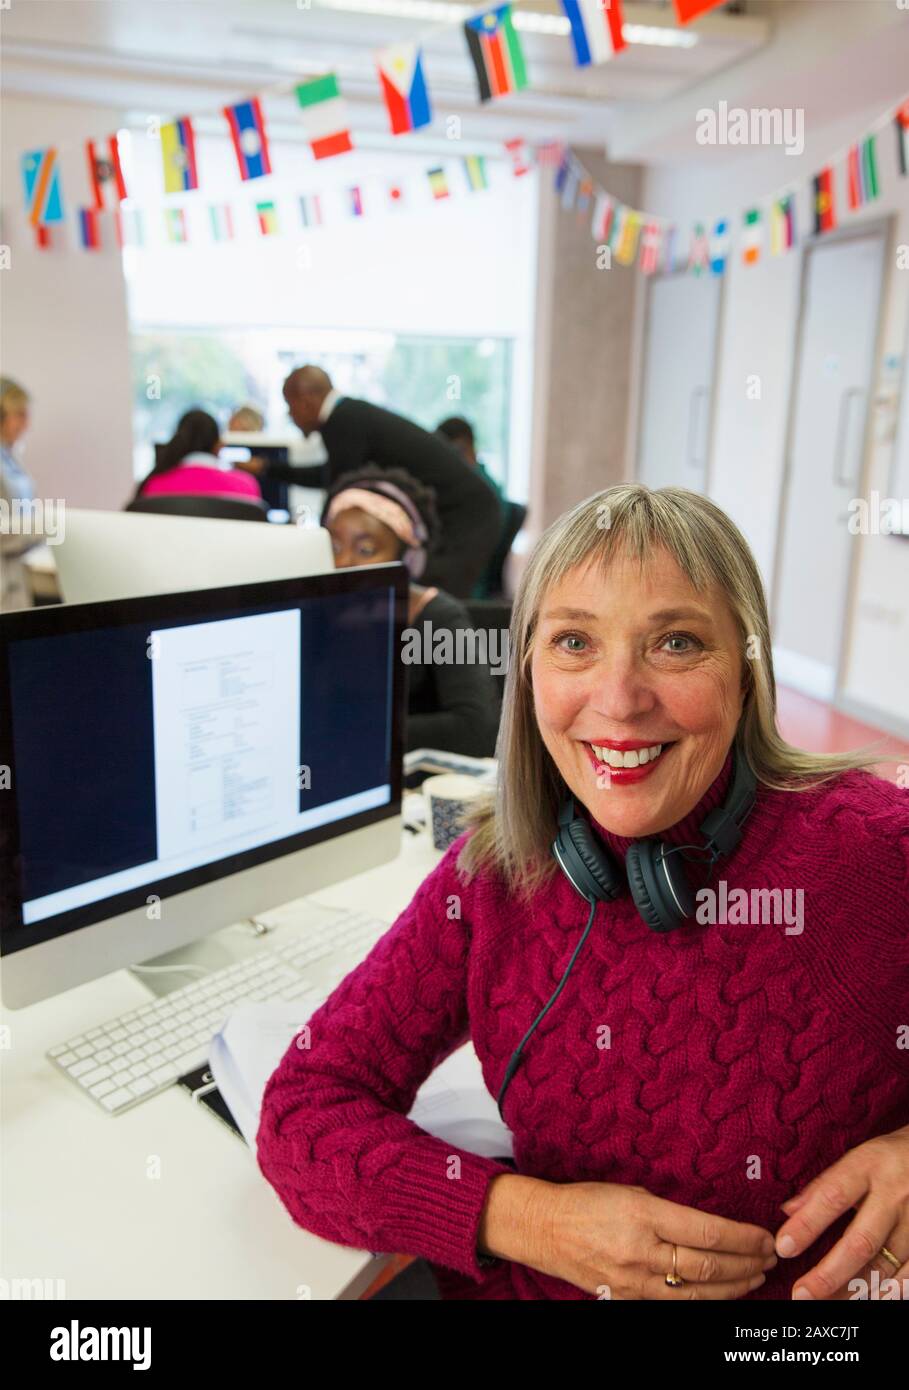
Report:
832,387,864,488
686,386,710,471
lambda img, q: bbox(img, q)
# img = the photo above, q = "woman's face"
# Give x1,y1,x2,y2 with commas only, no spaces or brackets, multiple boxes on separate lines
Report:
530,545,747,839
328,506,402,567
1,404,29,448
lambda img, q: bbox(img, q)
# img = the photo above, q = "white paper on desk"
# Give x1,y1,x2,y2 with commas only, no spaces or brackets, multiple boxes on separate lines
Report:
207,1002,513,1159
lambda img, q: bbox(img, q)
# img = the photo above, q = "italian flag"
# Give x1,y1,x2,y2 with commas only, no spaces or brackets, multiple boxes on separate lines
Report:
296,75,354,160
742,208,762,265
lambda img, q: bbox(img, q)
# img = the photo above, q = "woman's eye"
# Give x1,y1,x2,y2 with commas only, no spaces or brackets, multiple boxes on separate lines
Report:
553,632,588,654
661,632,702,654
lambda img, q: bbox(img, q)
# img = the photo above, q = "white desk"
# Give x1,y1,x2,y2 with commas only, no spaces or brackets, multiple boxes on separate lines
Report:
0,804,443,1301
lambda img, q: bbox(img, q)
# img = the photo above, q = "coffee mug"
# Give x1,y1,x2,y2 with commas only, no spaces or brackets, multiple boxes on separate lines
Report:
422,773,487,852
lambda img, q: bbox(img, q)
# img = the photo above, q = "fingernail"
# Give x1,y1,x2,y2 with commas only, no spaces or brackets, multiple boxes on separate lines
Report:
777,1235,797,1257
750,1274,766,1289
762,1236,776,1256
793,1286,814,1300
764,1256,778,1270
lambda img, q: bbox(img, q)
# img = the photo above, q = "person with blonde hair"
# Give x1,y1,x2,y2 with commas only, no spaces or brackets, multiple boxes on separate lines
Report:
1,376,39,610
257,484,909,1302
227,405,265,433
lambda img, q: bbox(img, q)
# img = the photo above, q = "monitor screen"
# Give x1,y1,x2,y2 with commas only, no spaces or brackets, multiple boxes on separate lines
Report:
0,565,407,955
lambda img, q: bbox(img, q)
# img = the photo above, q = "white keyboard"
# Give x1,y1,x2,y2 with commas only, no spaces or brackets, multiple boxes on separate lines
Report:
47,910,389,1115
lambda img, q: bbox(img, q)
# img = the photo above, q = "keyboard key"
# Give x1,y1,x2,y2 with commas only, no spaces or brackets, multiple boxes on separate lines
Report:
95,1048,114,1063
129,1077,155,1097
81,1065,113,1087
75,1044,93,1059
57,1052,77,1068
90,1080,116,1100
101,1088,133,1112
69,1059,97,1078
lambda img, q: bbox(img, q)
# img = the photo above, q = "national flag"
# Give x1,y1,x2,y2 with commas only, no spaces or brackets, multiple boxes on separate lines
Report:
769,195,796,254
78,207,102,250
464,5,528,103
505,137,531,176
256,200,279,236
688,223,710,274
847,135,879,210
606,204,627,253
591,192,615,243
160,117,199,194
295,75,353,160
614,209,641,265
209,204,235,242
349,187,364,217
376,43,432,135
428,167,449,200
813,167,836,235
661,226,679,274
20,148,65,226
165,207,188,244
86,135,127,209
464,154,488,191
709,218,730,274
34,223,61,251
576,178,594,215
742,208,762,265
224,98,272,181
673,0,726,22
895,101,909,176
556,156,579,210
536,141,564,167
388,184,406,208
639,220,662,275
115,207,145,248
299,194,323,227
560,0,626,68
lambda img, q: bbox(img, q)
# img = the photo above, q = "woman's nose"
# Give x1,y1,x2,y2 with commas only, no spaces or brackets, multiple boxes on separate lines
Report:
585,656,658,722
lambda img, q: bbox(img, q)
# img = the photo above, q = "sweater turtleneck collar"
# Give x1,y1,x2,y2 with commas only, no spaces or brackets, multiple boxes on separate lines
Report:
587,746,734,861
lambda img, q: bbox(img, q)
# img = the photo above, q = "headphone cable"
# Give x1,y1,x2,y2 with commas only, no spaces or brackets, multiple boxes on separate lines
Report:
497,897,598,1120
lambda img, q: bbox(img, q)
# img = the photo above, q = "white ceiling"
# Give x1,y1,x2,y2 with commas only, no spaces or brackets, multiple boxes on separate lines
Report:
1,0,769,154
1,1,906,163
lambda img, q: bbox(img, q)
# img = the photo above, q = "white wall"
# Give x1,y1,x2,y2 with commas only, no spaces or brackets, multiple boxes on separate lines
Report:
1,97,136,509
634,103,909,734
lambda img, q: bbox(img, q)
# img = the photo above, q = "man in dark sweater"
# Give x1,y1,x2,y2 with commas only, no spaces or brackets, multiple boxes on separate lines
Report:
252,366,502,599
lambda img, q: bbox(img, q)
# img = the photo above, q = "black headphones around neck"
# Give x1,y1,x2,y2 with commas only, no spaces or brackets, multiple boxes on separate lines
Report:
496,741,758,1118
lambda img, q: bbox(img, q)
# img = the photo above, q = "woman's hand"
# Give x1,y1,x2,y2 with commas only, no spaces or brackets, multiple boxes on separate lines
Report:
533,1180,777,1299
775,1125,909,1300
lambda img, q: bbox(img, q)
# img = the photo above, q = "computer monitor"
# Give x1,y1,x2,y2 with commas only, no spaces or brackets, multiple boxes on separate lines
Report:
0,564,408,1008
53,509,335,605
219,435,292,515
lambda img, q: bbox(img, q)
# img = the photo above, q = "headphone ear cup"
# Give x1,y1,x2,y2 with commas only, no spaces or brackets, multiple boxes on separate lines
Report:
626,840,695,934
554,819,623,903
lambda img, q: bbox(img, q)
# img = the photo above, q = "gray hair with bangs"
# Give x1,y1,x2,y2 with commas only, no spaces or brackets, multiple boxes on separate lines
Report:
456,484,884,901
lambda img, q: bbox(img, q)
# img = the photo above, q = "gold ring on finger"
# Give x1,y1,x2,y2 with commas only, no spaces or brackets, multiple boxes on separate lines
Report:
665,1243,685,1287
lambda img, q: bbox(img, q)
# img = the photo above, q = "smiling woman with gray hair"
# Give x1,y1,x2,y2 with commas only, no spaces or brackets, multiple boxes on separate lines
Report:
257,483,909,1302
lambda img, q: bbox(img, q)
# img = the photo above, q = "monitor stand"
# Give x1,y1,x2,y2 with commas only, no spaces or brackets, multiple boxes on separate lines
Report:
128,916,278,999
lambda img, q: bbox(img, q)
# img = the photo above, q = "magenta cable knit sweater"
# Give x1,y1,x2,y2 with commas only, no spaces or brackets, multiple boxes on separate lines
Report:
257,753,909,1300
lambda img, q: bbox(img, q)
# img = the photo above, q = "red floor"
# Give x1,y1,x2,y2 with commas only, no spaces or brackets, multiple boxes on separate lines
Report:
776,686,909,785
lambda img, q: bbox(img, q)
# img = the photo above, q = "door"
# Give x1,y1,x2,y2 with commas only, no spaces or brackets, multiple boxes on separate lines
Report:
636,272,722,493
772,230,886,700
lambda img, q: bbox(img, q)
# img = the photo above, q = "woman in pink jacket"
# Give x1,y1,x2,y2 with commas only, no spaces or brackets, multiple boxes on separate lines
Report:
136,409,263,503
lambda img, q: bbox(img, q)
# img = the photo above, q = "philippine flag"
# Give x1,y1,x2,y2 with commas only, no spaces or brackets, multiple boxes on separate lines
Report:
376,43,432,135
560,0,626,67
223,98,272,181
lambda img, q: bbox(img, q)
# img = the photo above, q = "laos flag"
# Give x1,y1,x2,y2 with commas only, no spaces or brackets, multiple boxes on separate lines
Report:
223,98,272,181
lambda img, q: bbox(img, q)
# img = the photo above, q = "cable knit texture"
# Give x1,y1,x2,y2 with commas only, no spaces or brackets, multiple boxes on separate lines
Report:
257,754,909,1300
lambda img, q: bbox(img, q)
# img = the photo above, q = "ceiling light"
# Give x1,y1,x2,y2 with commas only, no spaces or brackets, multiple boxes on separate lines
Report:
312,0,699,46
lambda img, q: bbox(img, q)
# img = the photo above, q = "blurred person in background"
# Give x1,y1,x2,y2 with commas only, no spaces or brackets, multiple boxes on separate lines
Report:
228,405,265,433
0,377,40,611
322,464,499,758
134,409,264,503
241,366,501,600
